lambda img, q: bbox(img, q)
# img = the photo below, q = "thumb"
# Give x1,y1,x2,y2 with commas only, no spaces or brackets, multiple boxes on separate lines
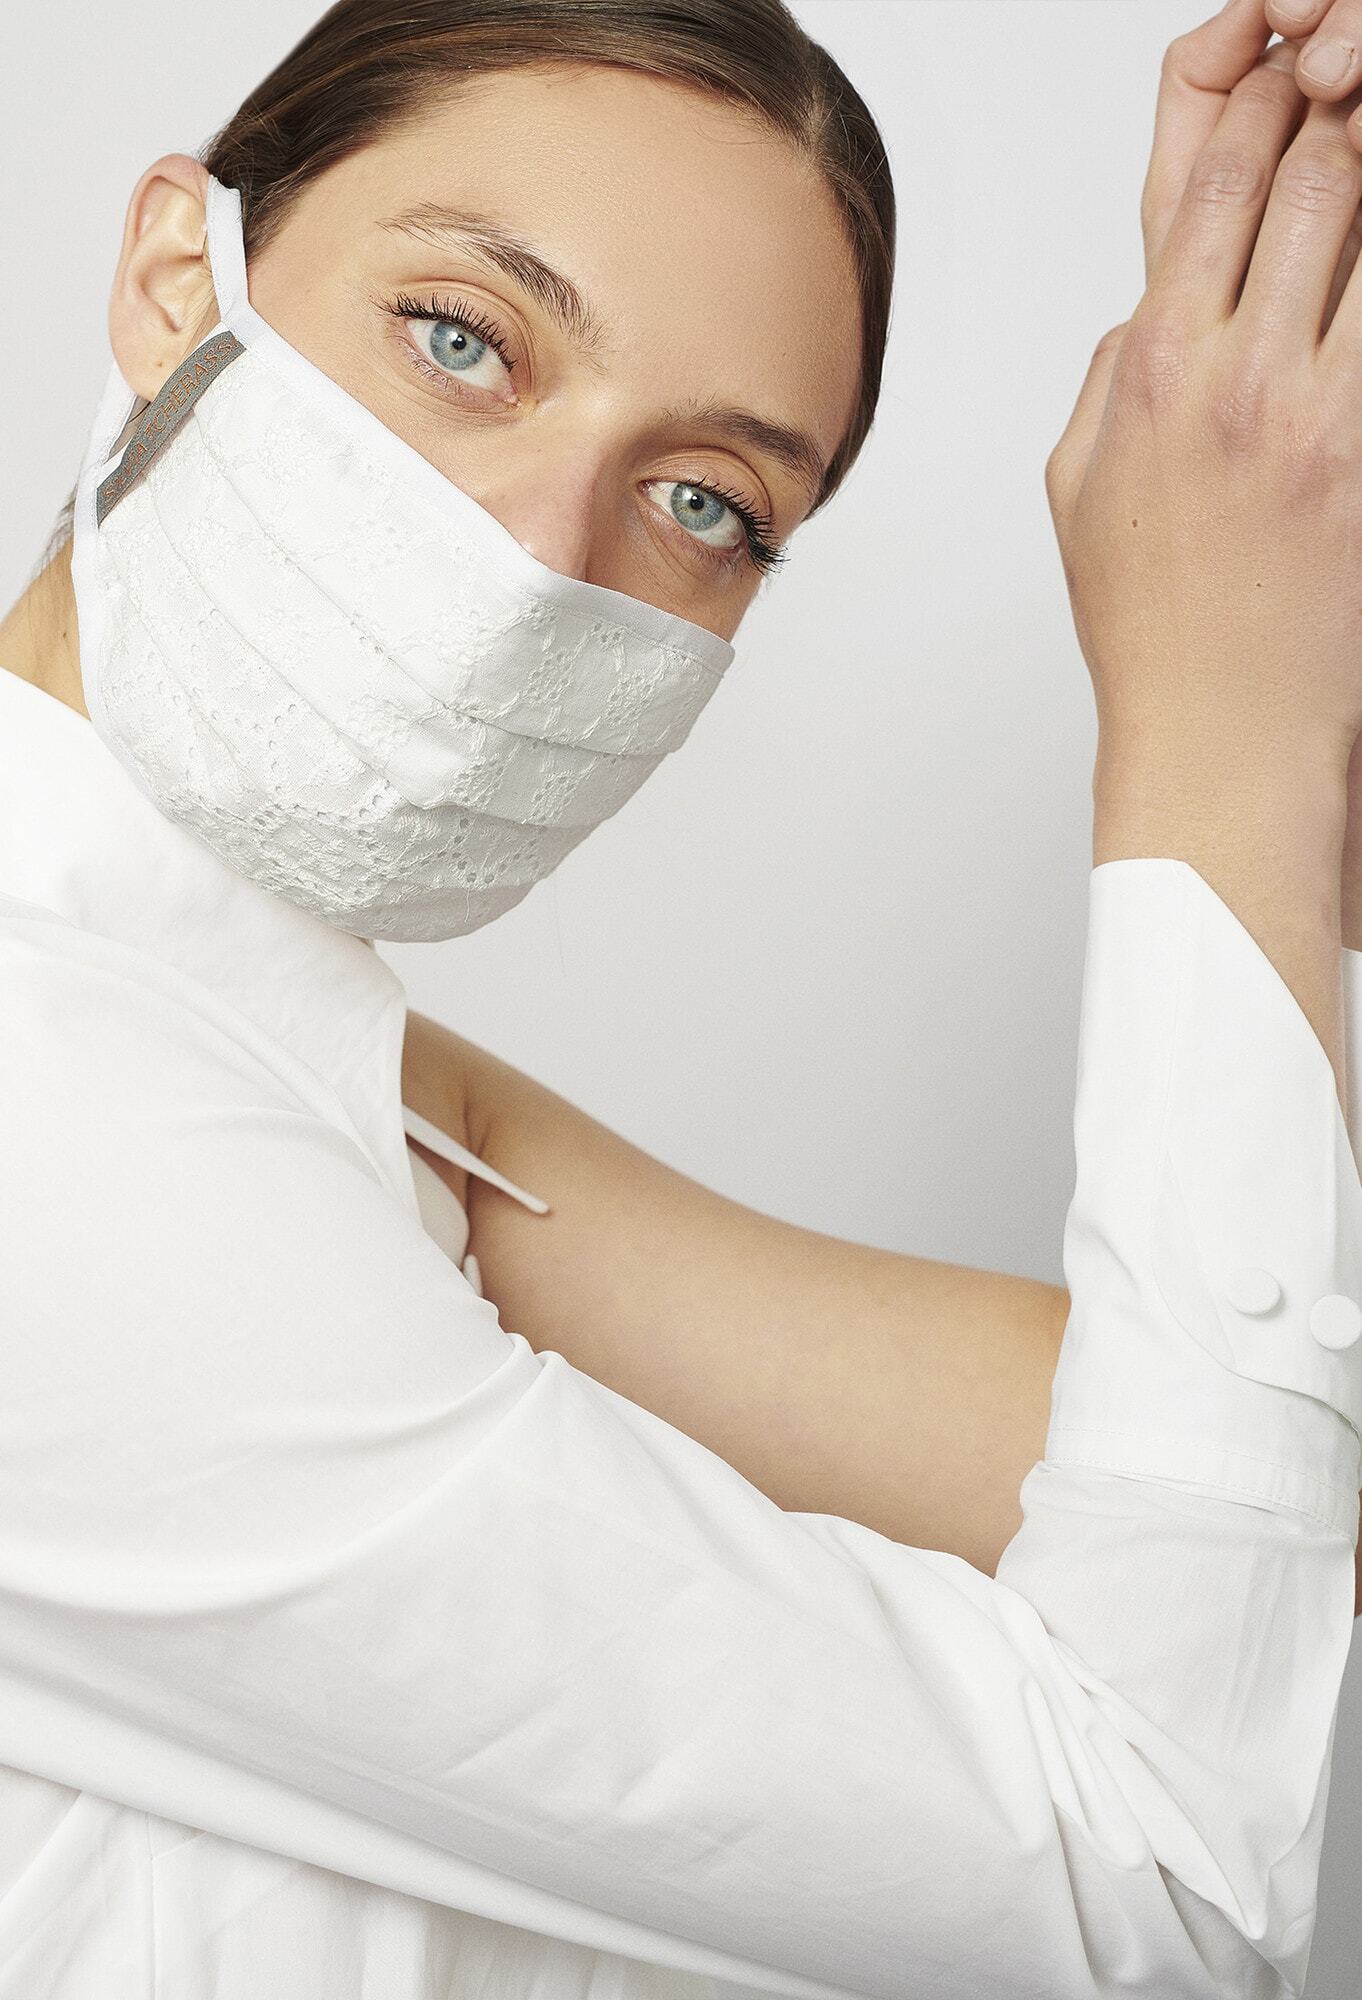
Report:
1044,320,1130,527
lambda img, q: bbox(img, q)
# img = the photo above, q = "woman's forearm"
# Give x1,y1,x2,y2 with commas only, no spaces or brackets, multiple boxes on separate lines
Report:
407,1005,1362,1615
403,1005,1070,1577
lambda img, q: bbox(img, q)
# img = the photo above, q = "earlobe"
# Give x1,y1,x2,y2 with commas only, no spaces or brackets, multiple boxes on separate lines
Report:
107,153,219,405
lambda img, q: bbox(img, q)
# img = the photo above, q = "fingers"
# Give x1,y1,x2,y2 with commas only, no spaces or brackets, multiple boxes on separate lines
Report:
1321,199,1362,332
1142,0,1284,281
1268,0,1362,121
1316,147,1362,357
1144,42,1308,329
1236,88,1362,348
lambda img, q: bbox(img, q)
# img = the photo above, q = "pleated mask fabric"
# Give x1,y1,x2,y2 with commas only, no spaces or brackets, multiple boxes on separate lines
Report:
69,173,735,943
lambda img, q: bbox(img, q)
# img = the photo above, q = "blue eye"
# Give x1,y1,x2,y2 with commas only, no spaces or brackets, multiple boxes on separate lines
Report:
645,479,786,578
672,485,728,535
654,481,744,555
428,321,491,373
387,290,518,394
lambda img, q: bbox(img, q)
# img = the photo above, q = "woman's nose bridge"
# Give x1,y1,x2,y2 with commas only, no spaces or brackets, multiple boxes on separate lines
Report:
482,408,627,582
502,485,596,580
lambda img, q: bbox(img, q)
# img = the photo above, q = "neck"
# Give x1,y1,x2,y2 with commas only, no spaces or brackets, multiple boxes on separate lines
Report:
0,542,89,721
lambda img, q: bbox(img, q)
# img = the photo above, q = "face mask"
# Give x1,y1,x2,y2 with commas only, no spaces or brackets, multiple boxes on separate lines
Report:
68,172,735,943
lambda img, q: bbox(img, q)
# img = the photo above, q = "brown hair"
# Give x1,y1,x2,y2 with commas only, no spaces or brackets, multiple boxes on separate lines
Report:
41,0,894,570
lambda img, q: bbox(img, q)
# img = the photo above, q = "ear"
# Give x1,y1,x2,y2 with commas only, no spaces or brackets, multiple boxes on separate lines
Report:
107,154,221,404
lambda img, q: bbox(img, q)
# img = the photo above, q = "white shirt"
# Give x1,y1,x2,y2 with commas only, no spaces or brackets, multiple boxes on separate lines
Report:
0,661,1360,2000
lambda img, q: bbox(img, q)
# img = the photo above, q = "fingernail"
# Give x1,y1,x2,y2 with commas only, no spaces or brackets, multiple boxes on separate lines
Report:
1301,38,1355,82
1273,0,1317,20
1262,38,1302,66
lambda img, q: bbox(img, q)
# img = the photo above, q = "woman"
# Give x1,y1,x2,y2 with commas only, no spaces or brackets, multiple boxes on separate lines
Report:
3,0,1362,1992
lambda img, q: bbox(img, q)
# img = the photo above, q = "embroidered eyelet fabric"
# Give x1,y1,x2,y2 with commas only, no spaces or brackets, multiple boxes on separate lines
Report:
89,341,730,942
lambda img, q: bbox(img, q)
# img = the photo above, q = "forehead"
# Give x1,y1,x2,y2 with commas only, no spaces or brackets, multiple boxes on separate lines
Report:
299,62,862,484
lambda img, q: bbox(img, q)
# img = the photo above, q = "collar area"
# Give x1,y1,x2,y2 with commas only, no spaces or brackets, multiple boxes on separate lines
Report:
0,666,416,1201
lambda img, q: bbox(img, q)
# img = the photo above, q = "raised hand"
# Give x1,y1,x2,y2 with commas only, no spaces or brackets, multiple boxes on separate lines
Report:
1049,45,1362,761
1267,0,1362,129
1046,39,1362,1083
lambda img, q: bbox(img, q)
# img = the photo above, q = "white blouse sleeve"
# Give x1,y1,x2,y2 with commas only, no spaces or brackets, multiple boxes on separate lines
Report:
0,856,1357,2000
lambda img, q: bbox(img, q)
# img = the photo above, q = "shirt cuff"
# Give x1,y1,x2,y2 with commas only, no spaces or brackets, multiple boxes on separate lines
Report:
1042,858,1362,1542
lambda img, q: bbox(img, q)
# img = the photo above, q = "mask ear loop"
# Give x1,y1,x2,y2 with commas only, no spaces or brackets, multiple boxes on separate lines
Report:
77,173,238,492
72,174,243,734
203,173,249,323
70,347,147,734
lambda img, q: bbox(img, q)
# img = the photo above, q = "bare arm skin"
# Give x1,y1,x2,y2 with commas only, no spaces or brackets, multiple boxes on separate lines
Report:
402,1014,1067,1582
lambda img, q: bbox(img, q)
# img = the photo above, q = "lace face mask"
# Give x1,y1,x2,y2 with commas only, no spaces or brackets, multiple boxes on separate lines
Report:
68,172,736,943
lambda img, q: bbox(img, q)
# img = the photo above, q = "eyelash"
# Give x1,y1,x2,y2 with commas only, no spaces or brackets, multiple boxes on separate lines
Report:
387,288,521,374
381,289,789,579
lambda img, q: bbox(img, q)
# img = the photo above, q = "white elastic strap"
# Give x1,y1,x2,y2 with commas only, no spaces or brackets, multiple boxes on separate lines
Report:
401,1105,550,1216
203,173,249,321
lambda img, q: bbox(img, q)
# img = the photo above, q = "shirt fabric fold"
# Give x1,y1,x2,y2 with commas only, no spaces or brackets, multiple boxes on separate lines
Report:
0,664,1358,1999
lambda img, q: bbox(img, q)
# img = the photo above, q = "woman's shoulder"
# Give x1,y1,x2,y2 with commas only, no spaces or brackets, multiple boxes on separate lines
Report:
1,890,508,1371
0,890,371,1126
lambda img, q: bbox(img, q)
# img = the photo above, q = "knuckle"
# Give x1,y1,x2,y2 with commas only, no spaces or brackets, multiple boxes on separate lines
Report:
1186,146,1269,211
1160,32,1190,80
1117,305,1190,405
1128,296,1189,350
1231,65,1298,115
1270,418,1338,510
1273,147,1360,212
1281,403,1340,480
1206,389,1267,457
1205,358,1274,454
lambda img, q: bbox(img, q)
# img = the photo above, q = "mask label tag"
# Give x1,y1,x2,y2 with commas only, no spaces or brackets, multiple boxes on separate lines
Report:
96,330,246,524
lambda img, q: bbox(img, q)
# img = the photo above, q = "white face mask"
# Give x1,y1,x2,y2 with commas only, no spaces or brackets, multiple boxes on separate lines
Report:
69,173,735,943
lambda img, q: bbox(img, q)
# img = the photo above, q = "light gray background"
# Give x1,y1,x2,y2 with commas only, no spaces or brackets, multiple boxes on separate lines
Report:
3,0,1357,1988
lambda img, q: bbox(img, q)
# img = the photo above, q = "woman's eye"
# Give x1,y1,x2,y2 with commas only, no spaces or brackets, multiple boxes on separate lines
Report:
407,313,514,396
645,480,747,560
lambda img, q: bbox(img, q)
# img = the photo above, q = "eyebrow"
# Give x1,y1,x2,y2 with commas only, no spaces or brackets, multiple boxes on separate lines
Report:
377,201,829,506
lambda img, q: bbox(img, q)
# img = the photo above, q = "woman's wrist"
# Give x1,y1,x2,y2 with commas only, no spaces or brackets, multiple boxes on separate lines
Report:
1093,719,1352,856
1093,719,1351,1097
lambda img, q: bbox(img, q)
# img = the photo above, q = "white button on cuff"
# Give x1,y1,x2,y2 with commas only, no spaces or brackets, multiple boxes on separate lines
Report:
1309,1294,1362,1351
1224,1267,1282,1315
